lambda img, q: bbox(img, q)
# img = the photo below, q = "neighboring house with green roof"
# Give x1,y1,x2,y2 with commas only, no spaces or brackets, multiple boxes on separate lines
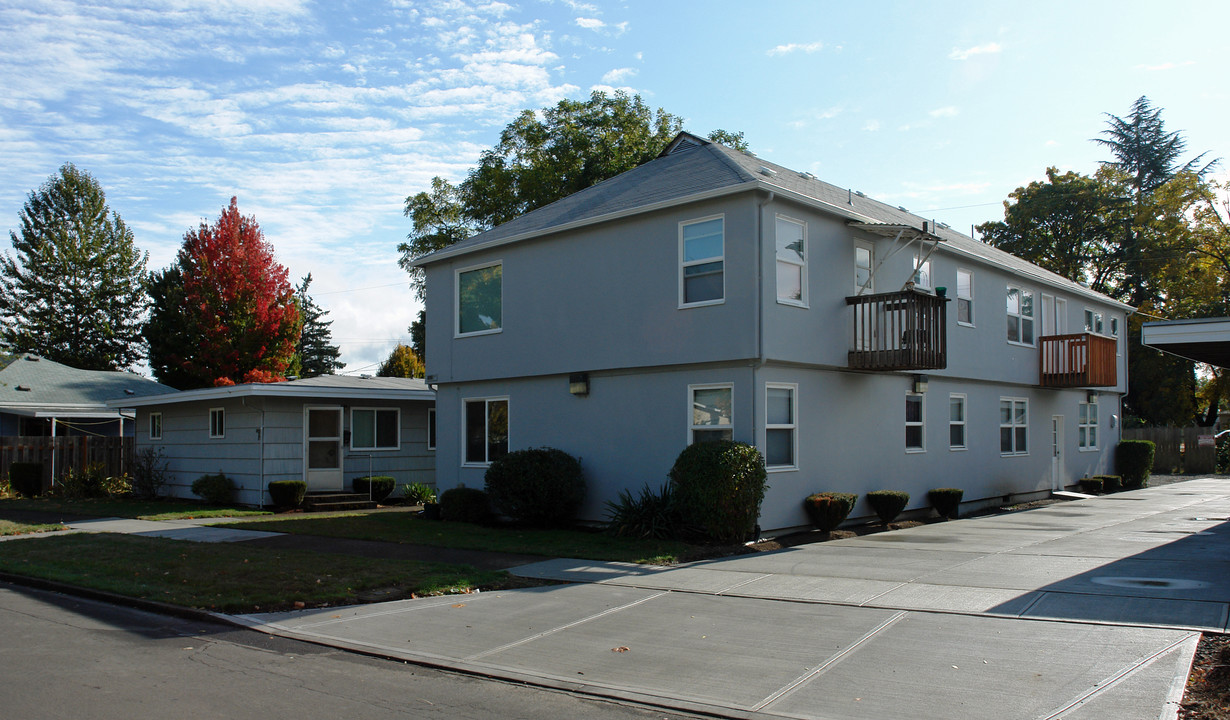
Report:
0,354,176,437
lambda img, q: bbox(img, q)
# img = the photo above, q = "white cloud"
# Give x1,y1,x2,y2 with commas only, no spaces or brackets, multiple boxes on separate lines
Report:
576,17,605,29
863,119,881,132
948,42,1002,61
767,41,823,56
602,67,636,84
929,106,959,118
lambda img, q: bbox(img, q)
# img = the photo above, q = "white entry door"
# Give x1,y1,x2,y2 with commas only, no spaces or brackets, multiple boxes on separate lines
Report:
1051,415,1065,491
305,406,344,491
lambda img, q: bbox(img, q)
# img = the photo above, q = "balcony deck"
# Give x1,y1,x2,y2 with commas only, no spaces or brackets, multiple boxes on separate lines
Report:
846,289,948,371
1039,333,1118,387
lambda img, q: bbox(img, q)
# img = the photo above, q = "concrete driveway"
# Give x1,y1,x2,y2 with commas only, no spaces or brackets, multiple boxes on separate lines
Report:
233,478,1230,720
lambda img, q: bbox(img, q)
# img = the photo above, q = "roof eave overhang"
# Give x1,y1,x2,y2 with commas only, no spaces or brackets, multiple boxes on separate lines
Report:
1141,318,1230,368
106,384,435,408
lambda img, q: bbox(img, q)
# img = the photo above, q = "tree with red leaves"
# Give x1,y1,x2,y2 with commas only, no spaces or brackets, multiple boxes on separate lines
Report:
144,197,300,389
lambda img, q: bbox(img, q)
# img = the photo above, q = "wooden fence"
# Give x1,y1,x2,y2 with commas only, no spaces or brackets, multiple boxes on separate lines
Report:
1122,426,1218,475
0,436,132,492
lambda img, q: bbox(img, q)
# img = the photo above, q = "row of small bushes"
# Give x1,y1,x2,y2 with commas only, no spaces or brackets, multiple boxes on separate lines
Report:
802,488,963,532
263,477,439,509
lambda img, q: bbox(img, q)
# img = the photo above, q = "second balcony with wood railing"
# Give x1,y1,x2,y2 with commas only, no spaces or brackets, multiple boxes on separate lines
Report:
1039,333,1118,388
846,288,948,371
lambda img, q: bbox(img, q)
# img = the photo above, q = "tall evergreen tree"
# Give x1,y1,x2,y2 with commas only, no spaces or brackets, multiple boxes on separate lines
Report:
409,308,425,364
0,164,148,370
294,274,343,377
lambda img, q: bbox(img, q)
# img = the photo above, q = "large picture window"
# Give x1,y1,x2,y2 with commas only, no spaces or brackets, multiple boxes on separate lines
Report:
1000,398,1028,455
457,262,502,336
1079,398,1098,450
765,384,796,469
775,217,806,306
906,393,925,452
1006,285,1035,345
352,408,399,450
464,397,508,465
680,217,724,306
690,384,732,444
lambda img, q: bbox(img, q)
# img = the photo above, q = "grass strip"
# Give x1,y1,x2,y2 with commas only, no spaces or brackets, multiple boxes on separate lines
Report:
0,533,511,613
0,497,270,521
0,519,65,536
220,512,698,564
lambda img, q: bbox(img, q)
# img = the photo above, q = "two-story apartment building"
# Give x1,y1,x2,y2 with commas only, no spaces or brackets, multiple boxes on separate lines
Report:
415,133,1131,532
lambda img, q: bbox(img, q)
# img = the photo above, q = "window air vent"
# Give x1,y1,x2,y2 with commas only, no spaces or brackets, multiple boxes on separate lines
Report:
759,166,777,177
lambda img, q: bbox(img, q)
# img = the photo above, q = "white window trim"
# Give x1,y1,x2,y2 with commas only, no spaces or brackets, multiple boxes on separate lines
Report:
1084,307,1105,335
427,407,436,451
454,260,503,338
350,407,401,452
209,407,224,439
764,382,797,471
912,253,932,290
1000,397,1029,456
1006,285,1036,347
1111,316,1121,356
775,215,807,308
854,239,875,295
462,396,509,467
679,215,725,308
688,382,733,445
949,393,967,451
149,412,162,441
906,392,925,453
956,268,974,327
1078,398,1099,452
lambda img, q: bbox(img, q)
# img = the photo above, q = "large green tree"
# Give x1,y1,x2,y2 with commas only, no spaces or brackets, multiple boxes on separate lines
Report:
398,91,746,298
376,343,423,378
0,164,148,370
294,274,343,377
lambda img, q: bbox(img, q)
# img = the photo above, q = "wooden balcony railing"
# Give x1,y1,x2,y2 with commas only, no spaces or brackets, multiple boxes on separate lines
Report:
846,289,948,371
1039,333,1118,387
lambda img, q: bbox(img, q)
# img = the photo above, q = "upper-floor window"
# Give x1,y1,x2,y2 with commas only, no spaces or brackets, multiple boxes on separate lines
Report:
1079,397,1098,450
854,240,874,295
912,254,932,290
949,393,966,450
1006,286,1035,345
1111,316,1121,355
456,262,502,336
680,217,724,306
690,383,732,444
765,384,796,469
906,393,925,452
209,408,225,439
1084,308,1104,335
956,269,974,326
149,412,163,441
1000,398,1028,455
775,216,806,306
352,408,399,451
464,397,508,465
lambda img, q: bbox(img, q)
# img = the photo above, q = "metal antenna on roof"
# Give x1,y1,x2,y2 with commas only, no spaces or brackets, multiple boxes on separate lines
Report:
848,188,853,205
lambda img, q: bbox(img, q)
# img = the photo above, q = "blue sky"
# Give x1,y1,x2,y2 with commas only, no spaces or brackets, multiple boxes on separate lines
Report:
2,0,1227,375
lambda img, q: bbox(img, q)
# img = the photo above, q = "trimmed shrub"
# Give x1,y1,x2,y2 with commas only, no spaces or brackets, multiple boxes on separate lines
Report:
927,488,964,519
605,483,680,539
439,486,492,524
802,492,857,532
268,480,306,508
1096,475,1123,493
403,481,437,505
354,475,396,503
1117,440,1155,489
669,441,767,543
130,446,169,500
192,473,235,505
9,462,42,498
866,490,910,525
484,447,586,528
1079,476,1104,494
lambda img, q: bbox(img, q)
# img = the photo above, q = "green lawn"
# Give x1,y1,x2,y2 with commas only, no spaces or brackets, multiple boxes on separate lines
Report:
220,512,699,564
0,533,515,612
0,496,271,521
0,518,65,536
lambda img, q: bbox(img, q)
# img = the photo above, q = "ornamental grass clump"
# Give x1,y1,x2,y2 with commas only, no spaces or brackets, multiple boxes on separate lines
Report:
668,441,767,544
866,490,910,525
802,492,857,532
927,488,964,520
605,483,681,540
403,481,437,506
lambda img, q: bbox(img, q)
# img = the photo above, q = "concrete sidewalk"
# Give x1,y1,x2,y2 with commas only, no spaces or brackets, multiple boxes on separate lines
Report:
232,479,1229,720
64,517,283,543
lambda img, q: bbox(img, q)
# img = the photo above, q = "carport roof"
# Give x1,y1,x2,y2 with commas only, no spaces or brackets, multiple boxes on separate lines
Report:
1141,317,1230,368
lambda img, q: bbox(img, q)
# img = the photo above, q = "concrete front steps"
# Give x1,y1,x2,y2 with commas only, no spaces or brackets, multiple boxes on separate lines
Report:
303,492,378,512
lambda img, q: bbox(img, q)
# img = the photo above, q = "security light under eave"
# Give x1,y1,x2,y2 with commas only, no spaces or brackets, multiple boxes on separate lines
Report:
569,373,590,396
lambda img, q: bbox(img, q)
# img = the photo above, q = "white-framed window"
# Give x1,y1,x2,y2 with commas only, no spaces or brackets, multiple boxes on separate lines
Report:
149,412,162,441
775,216,806,306
680,216,724,306
906,393,925,452
854,240,874,294
689,383,732,444
463,397,508,465
456,261,502,336
912,253,932,290
1007,285,1035,345
949,393,966,450
1111,316,1121,355
956,268,974,326
209,408,225,439
1084,308,1104,334
351,408,400,451
765,383,797,469
1000,398,1028,455
1079,398,1099,450
427,407,436,450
